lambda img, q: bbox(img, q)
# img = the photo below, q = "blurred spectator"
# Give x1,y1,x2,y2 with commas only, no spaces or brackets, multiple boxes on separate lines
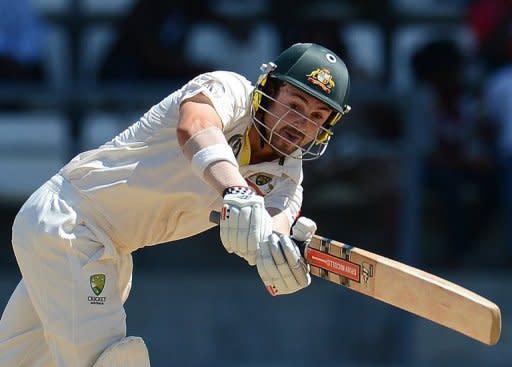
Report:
0,0,44,82
98,0,214,83
282,2,352,76
407,38,496,267
184,0,280,82
469,0,512,262
99,0,278,84
276,1,348,51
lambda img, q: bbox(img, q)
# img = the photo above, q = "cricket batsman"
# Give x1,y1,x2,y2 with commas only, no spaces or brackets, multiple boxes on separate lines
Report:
0,42,350,366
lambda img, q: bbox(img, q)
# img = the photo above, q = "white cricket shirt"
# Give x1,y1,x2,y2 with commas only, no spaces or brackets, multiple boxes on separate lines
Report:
58,71,303,252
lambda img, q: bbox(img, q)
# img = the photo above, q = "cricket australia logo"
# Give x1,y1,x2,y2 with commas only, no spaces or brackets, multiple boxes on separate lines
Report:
306,68,335,94
88,274,107,305
247,173,274,195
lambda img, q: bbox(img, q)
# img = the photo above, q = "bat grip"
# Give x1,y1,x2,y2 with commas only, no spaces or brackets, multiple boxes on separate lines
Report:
209,210,221,225
208,210,307,256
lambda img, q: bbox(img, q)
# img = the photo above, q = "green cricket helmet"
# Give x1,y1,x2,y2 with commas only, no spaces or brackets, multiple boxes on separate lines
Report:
252,43,351,160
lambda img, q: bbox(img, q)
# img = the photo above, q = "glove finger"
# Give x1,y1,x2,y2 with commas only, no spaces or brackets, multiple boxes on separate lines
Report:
235,205,252,261
220,204,233,253
280,234,310,287
269,234,299,289
228,205,241,255
256,243,278,295
245,204,261,266
259,236,288,295
264,236,290,293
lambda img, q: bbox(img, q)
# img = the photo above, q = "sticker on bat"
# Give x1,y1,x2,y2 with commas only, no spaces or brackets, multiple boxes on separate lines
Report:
305,248,361,282
361,262,374,286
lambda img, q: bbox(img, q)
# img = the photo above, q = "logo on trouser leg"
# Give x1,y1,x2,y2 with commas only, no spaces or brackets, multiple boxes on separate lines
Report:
89,273,107,305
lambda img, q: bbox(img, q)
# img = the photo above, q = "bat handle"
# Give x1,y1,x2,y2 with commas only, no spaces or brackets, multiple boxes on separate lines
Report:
209,210,221,225
208,210,307,257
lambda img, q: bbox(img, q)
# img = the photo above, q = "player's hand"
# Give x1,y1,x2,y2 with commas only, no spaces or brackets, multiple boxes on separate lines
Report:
256,217,317,296
220,186,273,265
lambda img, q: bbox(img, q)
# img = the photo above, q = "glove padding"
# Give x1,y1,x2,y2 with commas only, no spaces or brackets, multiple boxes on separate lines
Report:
256,216,317,296
257,233,310,296
220,190,273,265
291,216,317,243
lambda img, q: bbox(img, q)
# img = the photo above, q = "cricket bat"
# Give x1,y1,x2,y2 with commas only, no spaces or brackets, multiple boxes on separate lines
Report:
209,211,501,346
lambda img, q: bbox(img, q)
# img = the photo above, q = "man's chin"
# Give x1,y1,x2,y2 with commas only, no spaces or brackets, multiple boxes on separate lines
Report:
271,136,299,151
271,142,301,157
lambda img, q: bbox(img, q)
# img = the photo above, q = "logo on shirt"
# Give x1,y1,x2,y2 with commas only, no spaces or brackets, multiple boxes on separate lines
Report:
247,173,274,195
88,273,106,305
228,134,243,157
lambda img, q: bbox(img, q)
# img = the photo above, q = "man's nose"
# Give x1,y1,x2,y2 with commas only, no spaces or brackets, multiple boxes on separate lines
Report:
288,111,308,128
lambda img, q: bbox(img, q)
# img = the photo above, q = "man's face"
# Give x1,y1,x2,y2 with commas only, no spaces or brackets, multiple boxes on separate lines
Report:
263,83,333,156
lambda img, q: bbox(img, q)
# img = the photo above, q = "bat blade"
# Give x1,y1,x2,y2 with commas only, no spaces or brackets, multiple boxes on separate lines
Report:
306,235,501,346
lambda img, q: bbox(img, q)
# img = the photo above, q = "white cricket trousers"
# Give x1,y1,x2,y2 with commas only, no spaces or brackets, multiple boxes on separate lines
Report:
0,176,133,366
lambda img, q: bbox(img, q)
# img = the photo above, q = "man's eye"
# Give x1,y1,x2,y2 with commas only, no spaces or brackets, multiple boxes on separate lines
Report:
311,113,325,121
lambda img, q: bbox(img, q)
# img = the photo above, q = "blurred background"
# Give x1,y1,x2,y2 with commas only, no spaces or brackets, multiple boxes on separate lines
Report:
0,0,510,366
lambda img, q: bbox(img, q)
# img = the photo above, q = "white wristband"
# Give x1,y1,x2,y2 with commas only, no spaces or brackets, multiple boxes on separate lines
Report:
190,143,239,178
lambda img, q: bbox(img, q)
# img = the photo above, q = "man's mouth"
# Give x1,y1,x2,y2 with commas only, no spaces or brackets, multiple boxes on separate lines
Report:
279,128,304,145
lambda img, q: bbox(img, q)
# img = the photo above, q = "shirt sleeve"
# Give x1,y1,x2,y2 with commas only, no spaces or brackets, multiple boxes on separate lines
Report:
177,71,253,129
264,177,303,224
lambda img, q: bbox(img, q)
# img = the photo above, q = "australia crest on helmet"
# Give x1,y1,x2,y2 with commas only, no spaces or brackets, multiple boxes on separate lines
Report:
306,68,335,94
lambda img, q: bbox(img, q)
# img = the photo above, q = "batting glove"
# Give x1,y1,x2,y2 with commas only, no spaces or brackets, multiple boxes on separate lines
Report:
220,186,273,265
256,216,317,296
